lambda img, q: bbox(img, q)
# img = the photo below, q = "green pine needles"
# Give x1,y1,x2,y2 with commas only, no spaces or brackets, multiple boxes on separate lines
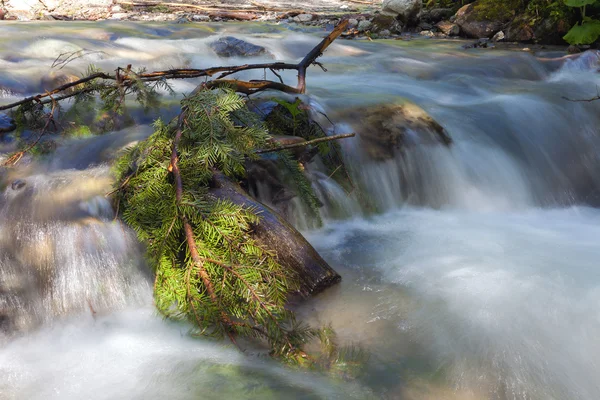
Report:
113,88,316,361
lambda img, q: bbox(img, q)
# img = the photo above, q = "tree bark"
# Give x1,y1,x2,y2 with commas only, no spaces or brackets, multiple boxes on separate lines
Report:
209,172,341,299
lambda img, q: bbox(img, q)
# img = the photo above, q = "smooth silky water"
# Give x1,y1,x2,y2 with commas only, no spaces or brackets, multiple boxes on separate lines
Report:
1,21,600,399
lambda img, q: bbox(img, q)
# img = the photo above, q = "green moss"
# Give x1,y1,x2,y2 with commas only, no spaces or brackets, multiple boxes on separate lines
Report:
149,4,172,13
473,0,522,21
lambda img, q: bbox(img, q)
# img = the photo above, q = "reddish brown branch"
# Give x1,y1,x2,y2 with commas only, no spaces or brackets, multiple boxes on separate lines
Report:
0,72,110,111
170,113,238,346
205,79,301,95
297,19,348,93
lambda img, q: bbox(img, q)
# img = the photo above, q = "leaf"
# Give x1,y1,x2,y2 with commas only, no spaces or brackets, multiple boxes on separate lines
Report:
564,0,597,7
563,20,600,44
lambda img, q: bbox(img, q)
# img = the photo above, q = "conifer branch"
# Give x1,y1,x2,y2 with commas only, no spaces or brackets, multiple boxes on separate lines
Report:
170,113,239,346
2,98,58,166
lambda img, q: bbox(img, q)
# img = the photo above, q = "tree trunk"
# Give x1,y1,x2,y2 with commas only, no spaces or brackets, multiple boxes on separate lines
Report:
209,172,341,299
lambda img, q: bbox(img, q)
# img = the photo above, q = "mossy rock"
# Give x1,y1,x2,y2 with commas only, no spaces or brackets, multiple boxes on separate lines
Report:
340,102,452,161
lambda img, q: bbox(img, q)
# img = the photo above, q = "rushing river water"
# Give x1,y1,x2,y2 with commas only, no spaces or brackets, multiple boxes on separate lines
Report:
1,21,600,400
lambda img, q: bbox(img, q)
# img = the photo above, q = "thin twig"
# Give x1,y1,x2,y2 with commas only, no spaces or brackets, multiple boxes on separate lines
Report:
562,95,600,102
256,133,355,154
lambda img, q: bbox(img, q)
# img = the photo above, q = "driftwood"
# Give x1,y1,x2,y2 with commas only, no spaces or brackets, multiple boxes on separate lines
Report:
209,172,341,299
0,19,349,111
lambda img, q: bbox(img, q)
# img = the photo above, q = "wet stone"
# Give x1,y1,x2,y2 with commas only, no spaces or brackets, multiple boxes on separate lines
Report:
0,113,16,134
11,180,26,191
210,36,268,58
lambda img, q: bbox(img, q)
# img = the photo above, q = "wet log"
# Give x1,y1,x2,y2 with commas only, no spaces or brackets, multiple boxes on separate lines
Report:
209,172,341,299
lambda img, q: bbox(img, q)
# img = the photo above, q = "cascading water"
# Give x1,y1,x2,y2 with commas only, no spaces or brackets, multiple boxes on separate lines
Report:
1,20,600,399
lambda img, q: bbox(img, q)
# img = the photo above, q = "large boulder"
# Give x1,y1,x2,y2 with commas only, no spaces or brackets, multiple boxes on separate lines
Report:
382,0,421,24
371,14,403,34
421,8,454,24
505,15,570,44
505,15,535,42
340,102,452,161
210,36,268,58
454,3,503,38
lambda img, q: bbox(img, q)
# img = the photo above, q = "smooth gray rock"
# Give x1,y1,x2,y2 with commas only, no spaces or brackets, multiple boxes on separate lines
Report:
382,0,421,23
210,36,267,58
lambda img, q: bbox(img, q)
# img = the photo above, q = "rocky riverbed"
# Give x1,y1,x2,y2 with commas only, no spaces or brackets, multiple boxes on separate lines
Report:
0,0,584,48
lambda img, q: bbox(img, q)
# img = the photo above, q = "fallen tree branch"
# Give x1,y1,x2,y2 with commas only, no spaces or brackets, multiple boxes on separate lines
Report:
205,79,301,95
256,133,355,154
562,95,600,102
0,72,110,111
0,19,349,112
170,112,239,347
297,19,348,93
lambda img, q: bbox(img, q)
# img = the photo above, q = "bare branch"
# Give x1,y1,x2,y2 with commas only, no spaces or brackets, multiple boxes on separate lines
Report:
0,19,349,111
256,133,356,154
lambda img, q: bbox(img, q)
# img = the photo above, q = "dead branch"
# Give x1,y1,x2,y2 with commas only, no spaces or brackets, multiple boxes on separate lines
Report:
256,133,355,154
0,19,349,112
297,19,348,93
205,79,301,95
0,72,110,111
562,95,600,102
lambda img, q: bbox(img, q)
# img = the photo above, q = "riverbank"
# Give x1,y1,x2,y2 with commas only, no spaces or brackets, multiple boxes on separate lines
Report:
0,0,581,50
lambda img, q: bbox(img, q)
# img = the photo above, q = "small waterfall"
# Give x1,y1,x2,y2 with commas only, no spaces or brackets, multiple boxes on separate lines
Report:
0,131,153,340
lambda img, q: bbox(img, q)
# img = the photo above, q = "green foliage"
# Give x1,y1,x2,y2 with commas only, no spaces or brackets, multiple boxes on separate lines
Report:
279,150,323,225
114,88,317,361
563,0,600,43
474,0,524,21
264,99,351,220
273,98,302,135
564,0,597,6
564,18,600,42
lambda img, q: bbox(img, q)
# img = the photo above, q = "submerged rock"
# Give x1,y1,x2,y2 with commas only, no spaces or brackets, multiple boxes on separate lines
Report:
210,36,268,58
0,113,16,134
341,102,452,161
